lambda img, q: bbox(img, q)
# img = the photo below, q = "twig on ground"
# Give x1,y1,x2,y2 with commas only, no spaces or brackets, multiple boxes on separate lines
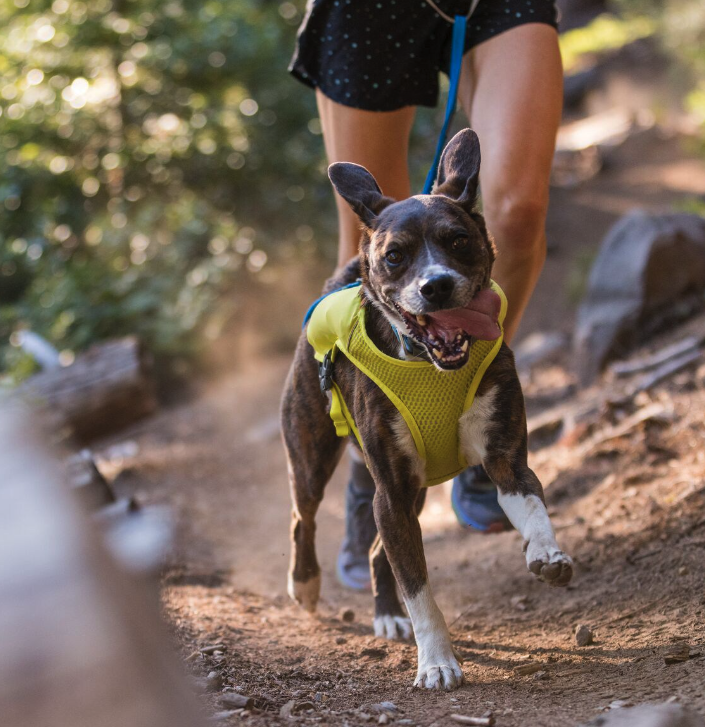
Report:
611,336,703,377
450,715,495,726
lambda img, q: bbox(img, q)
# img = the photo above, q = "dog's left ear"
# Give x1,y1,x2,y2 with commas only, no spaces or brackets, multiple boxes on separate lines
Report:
328,162,387,228
433,128,481,212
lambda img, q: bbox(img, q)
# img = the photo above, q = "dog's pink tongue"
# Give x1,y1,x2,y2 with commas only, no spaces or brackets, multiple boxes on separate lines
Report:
427,288,501,340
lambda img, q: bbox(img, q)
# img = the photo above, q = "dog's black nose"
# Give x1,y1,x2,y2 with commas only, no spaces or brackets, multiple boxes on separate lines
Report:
419,274,455,304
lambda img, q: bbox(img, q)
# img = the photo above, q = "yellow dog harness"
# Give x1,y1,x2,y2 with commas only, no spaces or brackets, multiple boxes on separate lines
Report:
306,282,507,487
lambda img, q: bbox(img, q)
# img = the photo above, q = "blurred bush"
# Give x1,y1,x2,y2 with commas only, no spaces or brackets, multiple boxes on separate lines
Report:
614,0,705,121
0,0,333,381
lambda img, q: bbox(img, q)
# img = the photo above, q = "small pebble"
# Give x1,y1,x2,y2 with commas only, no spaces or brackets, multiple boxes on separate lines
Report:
679,565,689,576
206,671,222,692
200,643,226,655
220,693,253,710
211,710,237,722
513,662,544,676
378,715,390,725
336,636,347,645
575,624,594,647
664,642,690,664
339,608,355,623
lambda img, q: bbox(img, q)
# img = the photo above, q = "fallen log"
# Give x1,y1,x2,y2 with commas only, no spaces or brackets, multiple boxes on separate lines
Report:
17,336,157,441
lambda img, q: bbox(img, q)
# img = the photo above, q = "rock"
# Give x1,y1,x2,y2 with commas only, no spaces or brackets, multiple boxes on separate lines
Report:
339,608,355,623
576,624,595,647
360,647,387,660
369,702,398,714
205,670,223,692
574,212,705,384
220,693,253,709
335,636,347,645
664,643,691,665
513,662,544,676
379,715,390,725
510,595,529,611
578,702,705,727
514,331,568,371
211,710,238,721
200,643,226,655
679,565,689,576
280,699,315,718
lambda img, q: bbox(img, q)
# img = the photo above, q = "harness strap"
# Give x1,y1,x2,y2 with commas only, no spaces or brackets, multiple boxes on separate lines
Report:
422,14,468,194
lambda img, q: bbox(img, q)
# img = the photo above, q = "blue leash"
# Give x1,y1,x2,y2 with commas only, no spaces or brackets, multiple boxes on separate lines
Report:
422,14,468,194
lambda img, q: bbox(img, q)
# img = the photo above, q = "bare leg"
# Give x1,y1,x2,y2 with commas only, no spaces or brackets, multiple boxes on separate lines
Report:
459,24,563,342
316,90,416,266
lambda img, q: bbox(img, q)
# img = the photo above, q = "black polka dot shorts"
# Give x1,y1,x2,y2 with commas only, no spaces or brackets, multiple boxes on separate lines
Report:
289,0,559,112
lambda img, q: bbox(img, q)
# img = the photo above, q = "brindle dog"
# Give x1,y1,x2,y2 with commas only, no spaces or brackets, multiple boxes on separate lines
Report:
281,129,573,691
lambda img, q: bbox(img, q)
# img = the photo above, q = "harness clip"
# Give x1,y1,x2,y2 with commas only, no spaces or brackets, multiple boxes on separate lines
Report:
319,352,334,393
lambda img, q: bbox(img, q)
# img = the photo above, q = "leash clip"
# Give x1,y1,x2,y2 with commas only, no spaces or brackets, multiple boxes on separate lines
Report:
319,352,334,392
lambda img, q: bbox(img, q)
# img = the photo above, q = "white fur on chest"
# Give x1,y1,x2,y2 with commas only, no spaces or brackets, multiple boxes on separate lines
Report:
458,387,497,467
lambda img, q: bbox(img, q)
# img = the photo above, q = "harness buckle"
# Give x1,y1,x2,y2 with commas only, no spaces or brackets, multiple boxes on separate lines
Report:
319,352,334,393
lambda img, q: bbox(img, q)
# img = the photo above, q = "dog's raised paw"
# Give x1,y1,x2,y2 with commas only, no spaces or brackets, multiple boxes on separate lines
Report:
374,614,412,641
526,545,573,587
287,573,321,612
414,660,464,691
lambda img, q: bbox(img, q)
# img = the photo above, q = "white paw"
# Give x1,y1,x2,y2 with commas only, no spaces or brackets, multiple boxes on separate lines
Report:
414,651,464,691
525,540,573,587
374,614,413,640
287,572,321,612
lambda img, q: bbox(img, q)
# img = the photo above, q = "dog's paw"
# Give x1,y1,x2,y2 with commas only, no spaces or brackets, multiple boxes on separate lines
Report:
287,572,321,613
414,655,464,691
525,541,573,587
374,614,413,641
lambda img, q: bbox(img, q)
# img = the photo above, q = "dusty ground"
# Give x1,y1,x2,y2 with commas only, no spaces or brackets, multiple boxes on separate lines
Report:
97,49,705,727
102,316,705,727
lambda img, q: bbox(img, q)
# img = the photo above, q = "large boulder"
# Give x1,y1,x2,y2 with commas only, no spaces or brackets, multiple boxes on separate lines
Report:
574,211,705,384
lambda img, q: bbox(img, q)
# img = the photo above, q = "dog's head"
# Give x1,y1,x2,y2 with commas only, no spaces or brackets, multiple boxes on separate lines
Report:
328,129,500,371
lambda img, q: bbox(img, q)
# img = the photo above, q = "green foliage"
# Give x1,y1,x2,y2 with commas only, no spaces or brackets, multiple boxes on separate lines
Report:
559,13,655,73
0,0,332,380
613,1,705,125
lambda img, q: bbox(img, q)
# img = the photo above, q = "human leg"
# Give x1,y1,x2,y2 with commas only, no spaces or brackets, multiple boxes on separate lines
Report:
316,90,416,266
459,23,563,343
452,23,563,529
316,92,417,587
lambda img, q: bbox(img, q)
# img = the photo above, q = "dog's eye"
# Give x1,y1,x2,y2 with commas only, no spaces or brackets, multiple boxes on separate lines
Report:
452,236,469,251
385,250,403,266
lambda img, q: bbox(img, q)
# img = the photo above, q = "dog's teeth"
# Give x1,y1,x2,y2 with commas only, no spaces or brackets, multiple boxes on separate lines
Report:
461,340,469,352
432,348,442,359
416,315,427,326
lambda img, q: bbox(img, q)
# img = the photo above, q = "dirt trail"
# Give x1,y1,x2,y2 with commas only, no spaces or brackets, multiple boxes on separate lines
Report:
104,322,705,727
99,80,705,726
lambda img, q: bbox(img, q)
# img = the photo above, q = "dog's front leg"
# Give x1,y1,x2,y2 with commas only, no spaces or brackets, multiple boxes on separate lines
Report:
463,376,573,587
491,464,573,586
363,432,464,691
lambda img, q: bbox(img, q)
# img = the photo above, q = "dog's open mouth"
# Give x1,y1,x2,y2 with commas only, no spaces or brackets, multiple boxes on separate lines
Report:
394,288,502,370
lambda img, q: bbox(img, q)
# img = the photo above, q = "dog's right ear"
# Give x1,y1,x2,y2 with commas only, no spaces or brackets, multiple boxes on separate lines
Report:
328,163,386,228
433,128,481,213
